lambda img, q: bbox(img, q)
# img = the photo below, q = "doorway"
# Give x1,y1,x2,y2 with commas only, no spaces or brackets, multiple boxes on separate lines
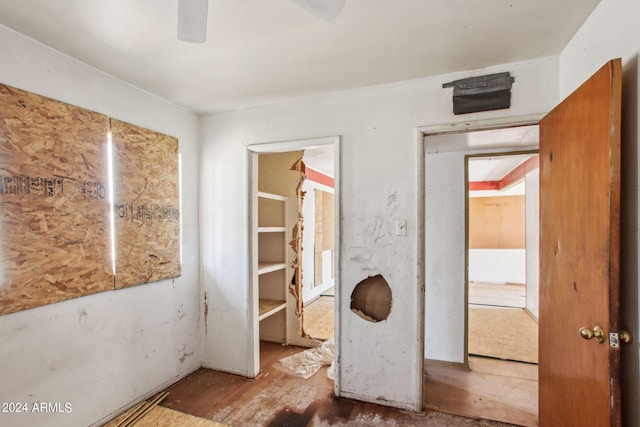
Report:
301,146,336,341
423,122,541,426
466,152,539,364
248,137,339,376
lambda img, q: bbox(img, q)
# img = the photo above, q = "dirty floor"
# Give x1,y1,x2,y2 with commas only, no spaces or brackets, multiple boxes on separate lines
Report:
160,341,520,427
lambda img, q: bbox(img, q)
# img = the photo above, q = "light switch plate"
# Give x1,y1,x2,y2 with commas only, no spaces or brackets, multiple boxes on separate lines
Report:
395,220,407,236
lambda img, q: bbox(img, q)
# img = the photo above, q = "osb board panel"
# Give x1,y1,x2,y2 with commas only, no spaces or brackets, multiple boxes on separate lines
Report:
103,404,227,427
110,119,180,288
0,84,113,315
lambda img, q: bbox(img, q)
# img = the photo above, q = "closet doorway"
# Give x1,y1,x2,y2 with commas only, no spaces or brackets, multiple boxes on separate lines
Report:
248,137,339,375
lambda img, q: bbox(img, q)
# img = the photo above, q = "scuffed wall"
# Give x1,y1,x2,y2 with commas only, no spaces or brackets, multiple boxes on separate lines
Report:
201,56,558,409
0,25,201,427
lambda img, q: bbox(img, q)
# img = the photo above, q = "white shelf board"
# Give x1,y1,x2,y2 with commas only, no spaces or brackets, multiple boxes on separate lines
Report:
258,299,287,321
258,191,287,201
258,226,286,233
258,262,287,275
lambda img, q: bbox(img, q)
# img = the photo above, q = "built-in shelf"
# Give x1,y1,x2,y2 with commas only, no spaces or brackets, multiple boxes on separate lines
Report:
256,191,289,342
258,226,287,233
258,191,288,202
258,262,287,275
258,298,287,321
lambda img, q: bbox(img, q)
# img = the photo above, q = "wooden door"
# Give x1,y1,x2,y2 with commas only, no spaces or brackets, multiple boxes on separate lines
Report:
539,59,622,426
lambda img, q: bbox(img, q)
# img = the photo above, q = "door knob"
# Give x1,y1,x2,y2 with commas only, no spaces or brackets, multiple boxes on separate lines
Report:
620,330,633,344
579,326,604,343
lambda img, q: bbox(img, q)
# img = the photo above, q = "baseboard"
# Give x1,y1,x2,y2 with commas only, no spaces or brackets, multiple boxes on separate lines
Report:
288,334,324,348
200,362,250,377
304,294,322,305
424,358,470,371
524,307,539,323
90,363,203,427
338,390,422,412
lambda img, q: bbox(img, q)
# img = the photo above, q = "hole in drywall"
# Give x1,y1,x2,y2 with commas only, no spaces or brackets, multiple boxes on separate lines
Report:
350,274,392,322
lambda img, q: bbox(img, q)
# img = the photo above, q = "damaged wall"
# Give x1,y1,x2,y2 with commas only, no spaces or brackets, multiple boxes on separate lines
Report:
0,25,201,427
200,56,557,409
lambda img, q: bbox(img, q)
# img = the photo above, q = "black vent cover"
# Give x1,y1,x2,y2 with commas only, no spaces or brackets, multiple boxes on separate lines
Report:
442,72,514,115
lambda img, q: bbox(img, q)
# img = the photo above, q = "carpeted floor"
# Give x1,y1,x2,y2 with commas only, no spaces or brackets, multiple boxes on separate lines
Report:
468,306,538,364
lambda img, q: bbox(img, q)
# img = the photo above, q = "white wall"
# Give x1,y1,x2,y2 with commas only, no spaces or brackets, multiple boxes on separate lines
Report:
559,1,640,425
525,168,540,319
301,179,335,304
0,27,201,427
468,249,526,284
200,56,558,408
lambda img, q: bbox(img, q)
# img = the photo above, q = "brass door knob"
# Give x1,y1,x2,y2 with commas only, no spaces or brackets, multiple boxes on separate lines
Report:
620,330,633,344
579,326,604,343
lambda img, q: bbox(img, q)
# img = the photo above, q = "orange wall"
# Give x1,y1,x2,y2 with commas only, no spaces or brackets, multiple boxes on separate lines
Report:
469,195,525,249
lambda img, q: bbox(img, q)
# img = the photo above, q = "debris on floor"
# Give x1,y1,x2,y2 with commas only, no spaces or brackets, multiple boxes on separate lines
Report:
274,338,334,379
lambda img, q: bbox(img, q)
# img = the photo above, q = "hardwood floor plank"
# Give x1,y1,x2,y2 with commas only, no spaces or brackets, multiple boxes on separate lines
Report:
425,357,538,427
161,342,519,427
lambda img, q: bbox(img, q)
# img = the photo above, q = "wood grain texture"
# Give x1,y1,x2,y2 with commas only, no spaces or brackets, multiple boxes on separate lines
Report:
103,404,227,427
110,119,180,288
0,83,112,315
539,59,622,427
162,341,515,427
425,356,538,426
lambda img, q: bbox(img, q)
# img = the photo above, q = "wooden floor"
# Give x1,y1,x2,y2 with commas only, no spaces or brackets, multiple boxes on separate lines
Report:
303,295,334,340
425,357,538,427
160,342,518,427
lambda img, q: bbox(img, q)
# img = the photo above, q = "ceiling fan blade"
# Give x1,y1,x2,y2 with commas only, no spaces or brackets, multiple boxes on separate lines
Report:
290,0,345,22
178,0,208,43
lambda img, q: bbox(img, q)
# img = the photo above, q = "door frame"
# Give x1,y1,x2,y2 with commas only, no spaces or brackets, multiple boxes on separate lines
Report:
419,113,543,367
246,136,342,391
464,149,539,362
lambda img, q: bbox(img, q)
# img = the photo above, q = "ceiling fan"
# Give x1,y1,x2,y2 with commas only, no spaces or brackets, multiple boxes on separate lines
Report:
178,0,345,43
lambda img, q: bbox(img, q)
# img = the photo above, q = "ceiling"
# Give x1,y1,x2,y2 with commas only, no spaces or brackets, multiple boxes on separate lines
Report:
303,145,334,177
0,0,600,114
468,153,537,197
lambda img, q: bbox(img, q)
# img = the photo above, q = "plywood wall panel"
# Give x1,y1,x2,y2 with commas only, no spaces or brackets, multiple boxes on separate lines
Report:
0,84,113,315
110,119,180,288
